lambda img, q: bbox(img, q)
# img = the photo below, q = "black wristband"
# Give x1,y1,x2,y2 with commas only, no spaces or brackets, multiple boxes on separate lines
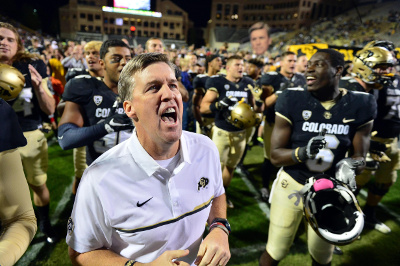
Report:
255,100,263,107
292,147,308,163
125,260,136,266
209,102,219,113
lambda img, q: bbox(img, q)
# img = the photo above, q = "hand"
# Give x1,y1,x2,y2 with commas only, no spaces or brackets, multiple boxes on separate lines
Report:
29,64,43,90
298,135,326,161
218,97,234,110
194,228,230,266
103,112,134,133
335,158,364,191
249,84,263,102
147,249,190,266
369,140,391,162
200,124,212,136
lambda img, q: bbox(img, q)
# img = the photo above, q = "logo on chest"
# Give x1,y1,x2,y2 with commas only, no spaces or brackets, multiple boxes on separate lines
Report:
198,177,209,191
93,95,103,106
302,110,312,120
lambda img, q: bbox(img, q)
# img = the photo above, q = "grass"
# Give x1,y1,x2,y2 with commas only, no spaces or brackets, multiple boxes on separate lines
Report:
16,140,400,265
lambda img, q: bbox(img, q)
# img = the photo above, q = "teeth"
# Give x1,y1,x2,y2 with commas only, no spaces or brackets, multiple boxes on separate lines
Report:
307,76,315,80
164,108,175,114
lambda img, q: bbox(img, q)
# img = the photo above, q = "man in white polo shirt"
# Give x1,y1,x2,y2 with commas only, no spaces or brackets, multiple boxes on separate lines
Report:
66,53,231,266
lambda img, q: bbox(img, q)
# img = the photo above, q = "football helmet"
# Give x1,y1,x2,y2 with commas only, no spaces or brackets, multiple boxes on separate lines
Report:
302,174,364,245
228,101,262,129
0,63,25,101
363,40,396,52
352,47,395,87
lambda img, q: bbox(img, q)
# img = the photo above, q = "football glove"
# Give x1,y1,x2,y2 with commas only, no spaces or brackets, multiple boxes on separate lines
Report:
103,113,134,133
249,84,263,102
335,158,365,191
369,140,391,162
297,133,326,162
218,97,234,110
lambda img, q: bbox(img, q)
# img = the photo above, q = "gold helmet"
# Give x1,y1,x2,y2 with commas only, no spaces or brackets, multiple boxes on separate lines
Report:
352,47,395,86
0,63,25,101
228,101,262,129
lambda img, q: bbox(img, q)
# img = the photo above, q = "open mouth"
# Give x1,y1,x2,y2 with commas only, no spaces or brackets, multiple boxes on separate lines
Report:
161,107,177,124
306,76,316,86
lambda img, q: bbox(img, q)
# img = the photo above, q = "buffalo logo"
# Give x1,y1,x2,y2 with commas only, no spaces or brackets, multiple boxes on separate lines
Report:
324,111,332,119
302,110,312,120
198,177,209,191
67,217,74,236
94,95,103,106
281,179,288,188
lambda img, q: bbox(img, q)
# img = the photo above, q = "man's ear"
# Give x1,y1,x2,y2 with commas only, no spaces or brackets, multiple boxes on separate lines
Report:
336,66,344,77
123,100,138,121
99,59,105,69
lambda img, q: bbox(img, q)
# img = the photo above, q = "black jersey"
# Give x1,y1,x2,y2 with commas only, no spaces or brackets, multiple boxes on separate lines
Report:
340,76,400,138
9,59,51,132
65,68,89,83
0,99,26,152
63,75,132,165
372,75,400,138
193,74,215,118
205,75,254,131
339,76,365,92
276,88,376,185
258,71,306,124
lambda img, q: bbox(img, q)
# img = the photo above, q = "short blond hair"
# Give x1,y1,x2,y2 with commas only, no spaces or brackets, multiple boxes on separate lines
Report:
84,41,103,52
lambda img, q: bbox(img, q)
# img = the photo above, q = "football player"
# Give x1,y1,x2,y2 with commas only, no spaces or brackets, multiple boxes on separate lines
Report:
258,51,307,202
0,22,58,243
200,55,261,208
259,49,376,266
58,40,104,195
57,39,134,166
340,43,398,234
192,54,223,137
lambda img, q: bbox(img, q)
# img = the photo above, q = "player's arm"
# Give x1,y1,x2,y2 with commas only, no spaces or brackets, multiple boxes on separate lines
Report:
351,121,373,174
69,246,190,266
58,101,133,150
195,194,230,266
263,85,278,108
29,64,55,115
192,88,205,126
200,90,218,115
270,115,295,166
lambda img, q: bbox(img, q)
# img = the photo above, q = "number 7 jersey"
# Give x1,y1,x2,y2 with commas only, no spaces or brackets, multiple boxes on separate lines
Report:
275,88,377,184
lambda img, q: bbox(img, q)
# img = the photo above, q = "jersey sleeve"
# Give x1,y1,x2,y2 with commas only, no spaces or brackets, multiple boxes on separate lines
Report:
62,76,93,104
358,93,377,126
259,72,278,88
31,59,48,79
0,99,27,152
275,89,293,123
192,75,203,89
205,76,219,94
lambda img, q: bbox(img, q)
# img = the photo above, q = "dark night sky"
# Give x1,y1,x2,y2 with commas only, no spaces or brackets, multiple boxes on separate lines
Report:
1,0,212,35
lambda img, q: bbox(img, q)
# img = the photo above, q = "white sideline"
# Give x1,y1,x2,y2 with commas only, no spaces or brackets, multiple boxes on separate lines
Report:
16,176,74,266
241,176,271,219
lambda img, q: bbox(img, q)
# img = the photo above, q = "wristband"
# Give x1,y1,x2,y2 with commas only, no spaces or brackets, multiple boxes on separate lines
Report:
209,102,219,113
255,100,263,107
125,260,136,266
292,147,303,163
209,223,229,236
210,218,231,233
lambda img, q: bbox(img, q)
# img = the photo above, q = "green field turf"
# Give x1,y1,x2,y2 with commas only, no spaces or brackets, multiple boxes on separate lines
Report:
16,140,400,266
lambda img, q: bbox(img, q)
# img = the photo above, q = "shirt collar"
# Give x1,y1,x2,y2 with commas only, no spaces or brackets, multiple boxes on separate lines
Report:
127,129,191,177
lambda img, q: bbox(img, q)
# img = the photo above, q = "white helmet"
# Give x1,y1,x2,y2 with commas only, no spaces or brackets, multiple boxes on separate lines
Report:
302,174,364,245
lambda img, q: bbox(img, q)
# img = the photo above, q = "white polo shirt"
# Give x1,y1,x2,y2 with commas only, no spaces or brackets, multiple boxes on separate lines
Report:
66,130,224,264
